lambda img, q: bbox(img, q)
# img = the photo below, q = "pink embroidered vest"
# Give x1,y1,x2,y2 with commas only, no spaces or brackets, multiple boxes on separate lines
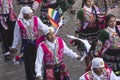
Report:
41,37,64,66
17,16,38,40
84,68,112,80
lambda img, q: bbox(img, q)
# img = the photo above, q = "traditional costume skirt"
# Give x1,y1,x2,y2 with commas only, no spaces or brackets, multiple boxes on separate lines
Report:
76,25,100,56
43,62,70,80
79,24,100,38
103,48,120,76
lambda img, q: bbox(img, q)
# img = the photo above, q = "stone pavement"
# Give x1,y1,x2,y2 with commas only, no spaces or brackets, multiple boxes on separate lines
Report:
0,0,120,80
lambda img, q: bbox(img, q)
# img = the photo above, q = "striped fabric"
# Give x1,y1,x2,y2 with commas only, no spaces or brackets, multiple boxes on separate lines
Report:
48,8,60,28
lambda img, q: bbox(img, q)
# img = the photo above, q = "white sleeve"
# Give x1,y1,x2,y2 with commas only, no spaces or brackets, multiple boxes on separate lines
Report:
37,17,48,30
35,45,44,77
79,75,86,80
11,22,21,48
110,71,120,80
63,40,79,59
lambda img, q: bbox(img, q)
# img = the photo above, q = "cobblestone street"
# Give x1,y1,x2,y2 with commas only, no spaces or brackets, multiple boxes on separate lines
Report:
0,0,120,80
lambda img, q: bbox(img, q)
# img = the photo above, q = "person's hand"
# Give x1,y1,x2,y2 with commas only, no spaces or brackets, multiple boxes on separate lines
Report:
36,76,43,80
32,1,39,12
9,47,17,53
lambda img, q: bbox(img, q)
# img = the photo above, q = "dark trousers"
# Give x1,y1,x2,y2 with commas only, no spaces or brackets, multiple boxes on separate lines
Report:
23,44,37,80
0,16,15,54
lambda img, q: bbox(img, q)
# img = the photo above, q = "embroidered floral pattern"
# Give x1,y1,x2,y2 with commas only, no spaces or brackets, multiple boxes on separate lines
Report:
105,27,120,48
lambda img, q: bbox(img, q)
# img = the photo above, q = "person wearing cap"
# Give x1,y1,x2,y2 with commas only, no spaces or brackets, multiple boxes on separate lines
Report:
79,57,120,80
35,27,81,80
0,0,16,61
10,6,48,80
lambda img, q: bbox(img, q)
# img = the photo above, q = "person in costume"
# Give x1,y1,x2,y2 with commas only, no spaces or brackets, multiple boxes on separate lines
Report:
35,27,81,80
94,14,120,76
75,0,107,68
77,0,107,37
0,0,16,60
10,6,48,80
79,57,120,80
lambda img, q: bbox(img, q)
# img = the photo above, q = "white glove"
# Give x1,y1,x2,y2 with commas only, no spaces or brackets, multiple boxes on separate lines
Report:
32,1,40,11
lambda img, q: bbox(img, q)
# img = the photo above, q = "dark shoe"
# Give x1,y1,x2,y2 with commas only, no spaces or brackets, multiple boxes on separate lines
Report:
4,54,11,61
70,9,76,14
